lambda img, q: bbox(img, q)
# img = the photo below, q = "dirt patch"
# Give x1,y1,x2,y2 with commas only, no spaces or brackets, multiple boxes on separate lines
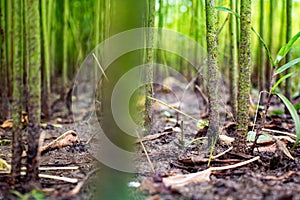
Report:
134,89,300,200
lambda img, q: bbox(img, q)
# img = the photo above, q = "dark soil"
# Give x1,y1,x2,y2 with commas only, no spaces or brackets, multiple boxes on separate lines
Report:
0,95,100,200
1,83,300,200
134,87,300,200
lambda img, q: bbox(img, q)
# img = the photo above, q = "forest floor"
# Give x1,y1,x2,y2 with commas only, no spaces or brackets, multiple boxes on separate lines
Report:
134,82,300,200
0,79,300,200
0,92,101,200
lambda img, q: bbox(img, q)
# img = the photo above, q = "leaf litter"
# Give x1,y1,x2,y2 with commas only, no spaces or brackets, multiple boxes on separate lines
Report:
135,86,300,200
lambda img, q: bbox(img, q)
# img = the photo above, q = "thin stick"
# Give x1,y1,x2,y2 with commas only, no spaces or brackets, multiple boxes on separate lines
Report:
20,171,78,183
210,156,260,171
147,96,199,122
262,128,296,139
20,166,79,171
92,53,108,81
137,131,155,173
195,85,208,105
67,168,101,197
252,91,265,132
211,146,233,159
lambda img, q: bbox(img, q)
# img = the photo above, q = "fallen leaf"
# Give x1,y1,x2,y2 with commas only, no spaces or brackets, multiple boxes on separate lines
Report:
140,177,171,195
163,168,212,188
252,171,296,181
0,119,13,129
163,156,259,189
253,143,277,153
0,112,28,129
276,139,294,160
136,132,173,143
219,134,235,145
42,130,80,153
0,158,10,173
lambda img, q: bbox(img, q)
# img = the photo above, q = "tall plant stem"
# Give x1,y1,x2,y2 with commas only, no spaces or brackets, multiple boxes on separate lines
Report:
236,0,251,153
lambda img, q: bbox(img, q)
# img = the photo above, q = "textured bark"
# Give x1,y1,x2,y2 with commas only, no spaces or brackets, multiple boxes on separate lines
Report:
144,0,155,131
25,0,41,183
229,0,238,119
236,0,251,153
205,0,220,149
41,0,51,120
11,0,24,184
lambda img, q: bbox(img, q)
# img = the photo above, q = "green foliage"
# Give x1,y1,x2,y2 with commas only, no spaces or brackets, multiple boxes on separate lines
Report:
246,131,272,143
251,27,274,66
10,189,46,200
294,102,300,111
269,109,285,115
271,72,295,94
197,119,209,129
275,32,300,65
217,8,300,70
252,24,300,148
273,57,300,76
276,93,300,149
246,130,256,142
214,6,240,18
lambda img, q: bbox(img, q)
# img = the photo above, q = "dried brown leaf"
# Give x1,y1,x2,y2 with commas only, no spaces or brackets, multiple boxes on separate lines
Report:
42,130,80,153
163,156,259,189
163,169,212,188
0,119,13,129
276,139,294,160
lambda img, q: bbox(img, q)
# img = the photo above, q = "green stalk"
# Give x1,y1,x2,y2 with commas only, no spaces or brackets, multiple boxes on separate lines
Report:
205,0,220,150
62,0,69,88
41,0,51,120
265,0,274,90
285,0,292,100
11,0,23,183
229,0,238,119
25,0,42,182
0,0,8,122
257,0,265,93
236,0,251,153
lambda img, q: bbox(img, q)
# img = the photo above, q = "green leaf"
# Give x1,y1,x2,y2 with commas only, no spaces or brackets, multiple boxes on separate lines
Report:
269,109,285,115
276,93,300,149
197,119,209,129
294,102,300,111
275,31,300,65
271,72,295,94
251,27,274,66
257,134,272,143
214,6,240,18
273,57,300,76
247,131,273,143
31,189,46,200
247,131,256,142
